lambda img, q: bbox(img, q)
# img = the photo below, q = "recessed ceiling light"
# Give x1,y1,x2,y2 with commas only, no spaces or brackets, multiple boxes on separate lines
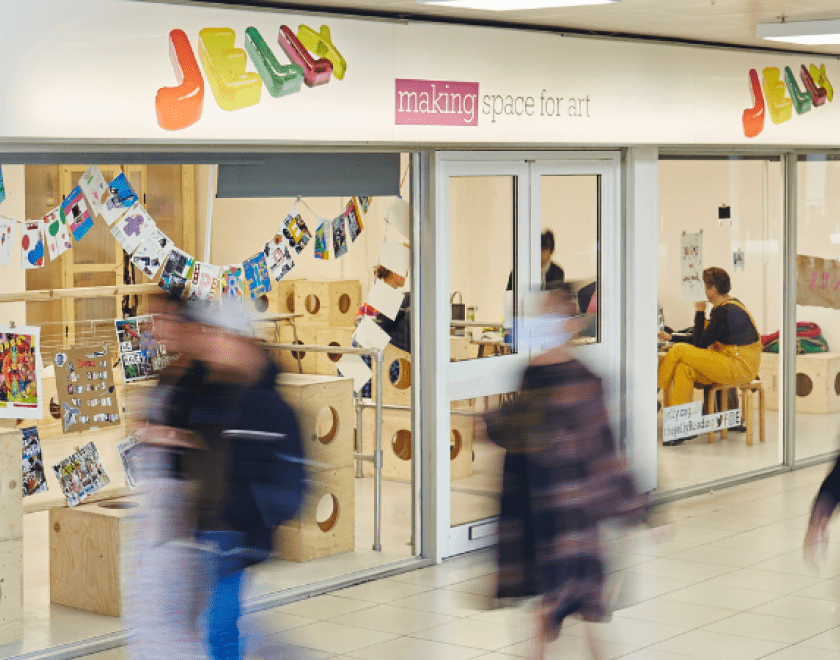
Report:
416,0,620,11
757,18,840,45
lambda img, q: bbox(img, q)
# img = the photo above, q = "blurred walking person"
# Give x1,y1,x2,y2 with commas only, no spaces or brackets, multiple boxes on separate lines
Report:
804,453,840,569
484,284,648,660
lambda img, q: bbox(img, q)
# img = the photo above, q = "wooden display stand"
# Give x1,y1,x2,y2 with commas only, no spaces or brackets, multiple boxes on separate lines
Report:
274,467,354,562
314,328,355,375
370,344,412,407
49,496,140,617
328,281,361,328
276,325,318,374
0,428,22,644
450,336,473,362
758,351,840,413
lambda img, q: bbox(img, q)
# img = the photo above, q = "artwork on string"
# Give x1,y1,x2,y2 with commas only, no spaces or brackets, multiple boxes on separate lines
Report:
42,205,71,260
117,434,141,490
22,426,48,497
52,442,110,507
365,279,404,321
79,165,109,211
336,354,373,392
0,217,14,266
221,264,245,302
332,214,348,258
61,186,94,243
21,221,44,270
0,326,42,419
243,252,272,298
0,166,5,205
314,221,329,260
111,202,156,255
263,236,295,282
386,197,410,240
345,198,363,242
158,248,195,298
379,238,409,278
281,210,311,254
101,173,139,225
188,261,220,302
131,229,174,279
680,231,705,303
353,316,391,351
54,345,120,433
357,196,371,213
115,315,173,381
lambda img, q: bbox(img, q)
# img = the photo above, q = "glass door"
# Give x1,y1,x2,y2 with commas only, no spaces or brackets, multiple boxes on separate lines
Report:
433,153,620,559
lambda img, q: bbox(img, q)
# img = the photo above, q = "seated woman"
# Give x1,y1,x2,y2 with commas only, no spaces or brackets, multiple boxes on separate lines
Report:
657,267,761,445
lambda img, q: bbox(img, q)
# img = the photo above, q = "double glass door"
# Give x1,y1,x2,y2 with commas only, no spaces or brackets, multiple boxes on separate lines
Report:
431,152,621,559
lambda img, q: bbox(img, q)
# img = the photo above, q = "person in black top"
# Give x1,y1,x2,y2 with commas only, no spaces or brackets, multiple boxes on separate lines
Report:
507,230,565,291
805,455,840,567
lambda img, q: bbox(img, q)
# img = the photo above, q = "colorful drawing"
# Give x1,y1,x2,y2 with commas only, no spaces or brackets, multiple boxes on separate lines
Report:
117,434,142,489
0,166,5,205
52,442,110,507
0,328,40,418
115,315,173,381
278,24,333,88
198,28,262,111
111,202,156,255
281,210,311,254
263,237,295,282
101,173,139,225
156,29,205,131
244,27,304,98
22,426,47,496
332,214,348,258
79,165,109,210
42,205,71,260
21,221,44,270
158,248,195,298
131,229,174,279
680,231,704,303
221,264,245,302
357,196,371,213
188,261,220,302
314,221,329,260
54,346,120,433
62,185,94,242
345,198,363,241
242,252,272,299
0,218,13,266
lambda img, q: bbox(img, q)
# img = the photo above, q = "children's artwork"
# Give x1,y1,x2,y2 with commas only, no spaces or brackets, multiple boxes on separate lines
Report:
158,248,195,298
281,210,311,254
365,279,404,321
314,221,329,260
733,248,745,272
353,316,391,352
188,261,220,302
0,166,5,205
42,205,71,260
117,434,141,490
243,252,272,299
21,221,44,270
101,173,139,225
379,238,410,278
0,217,15,266
221,264,245,302
79,165,109,211
22,426,48,497
0,326,42,420
52,442,110,507
111,202,156,255
357,196,371,213
386,197,410,240
263,237,295,282
54,345,120,433
61,186,94,243
131,229,174,279
680,231,704,303
336,354,373,392
345,198,363,241
115,315,173,381
332,214,348,258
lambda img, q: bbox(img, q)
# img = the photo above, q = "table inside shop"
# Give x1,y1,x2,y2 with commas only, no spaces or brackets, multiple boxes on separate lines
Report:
470,337,512,358
254,313,305,372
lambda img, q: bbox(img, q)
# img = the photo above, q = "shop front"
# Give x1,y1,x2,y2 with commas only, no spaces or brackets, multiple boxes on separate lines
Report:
0,1,838,657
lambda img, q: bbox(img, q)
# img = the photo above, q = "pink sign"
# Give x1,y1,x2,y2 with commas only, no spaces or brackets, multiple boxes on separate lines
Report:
395,79,480,127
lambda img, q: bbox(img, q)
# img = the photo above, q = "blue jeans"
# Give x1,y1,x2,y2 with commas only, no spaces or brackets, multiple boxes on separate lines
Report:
197,531,247,660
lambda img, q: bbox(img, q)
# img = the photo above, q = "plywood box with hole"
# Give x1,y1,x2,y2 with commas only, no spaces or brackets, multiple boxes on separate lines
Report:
276,325,319,374
274,466,354,562
277,373,354,471
314,328,355,375
0,538,22,644
49,497,140,617
759,351,840,413
329,281,361,328
450,336,472,362
293,281,331,330
370,344,411,406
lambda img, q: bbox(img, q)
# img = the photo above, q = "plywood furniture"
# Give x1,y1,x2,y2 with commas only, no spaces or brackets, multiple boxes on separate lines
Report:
49,496,140,616
314,328,355,375
328,281,361,328
758,351,840,413
0,429,22,644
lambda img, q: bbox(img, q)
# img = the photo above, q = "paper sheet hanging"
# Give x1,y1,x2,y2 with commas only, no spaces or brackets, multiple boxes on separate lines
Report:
264,236,295,282
243,252,272,299
79,165,109,211
336,354,373,392
680,231,705,303
345,198,363,242
188,262,220,302
353,316,391,351
131,229,174,279
42,205,71,260
111,202,156,255
0,325,43,420
158,248,195,298
221,264,245,302
314,221,330,259
52,442,110,507
378,238,409,278
101,173,139,226
21,221,44,270
282,208,311,254
332,214,348,258
366,280,403,321
22,426,48,496
54,345,121,433
0,217,14,267
62,186,94,243
386,197,410,240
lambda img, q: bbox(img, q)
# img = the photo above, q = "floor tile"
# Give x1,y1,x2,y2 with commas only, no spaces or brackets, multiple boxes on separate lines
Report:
281,621,397,655
701,568,823,595
344,636,487,660
750,594,840,623
246,609,320,632
273,594,376,620
619,650,708,660
332,578,432,603
648,630,787,660
328,603,459,634
624,557,734,582
614,597,738,628
500,632,637,659
389,590,495,618
411,618,535,651
563,617,689,648
665,545,781,568
701,611,835,644
762,643,840,659
444,574,498,597
663,582,779,611
801,626,840,651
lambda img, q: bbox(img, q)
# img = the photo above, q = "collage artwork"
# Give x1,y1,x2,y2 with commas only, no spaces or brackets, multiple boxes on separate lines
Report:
115,315,174,381
52,441,110,507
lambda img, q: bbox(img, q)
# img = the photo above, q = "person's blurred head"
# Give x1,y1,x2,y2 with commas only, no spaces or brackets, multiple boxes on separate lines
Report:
702,267,731,297
541,230,555,268
150,293,193,354
182,303,265,378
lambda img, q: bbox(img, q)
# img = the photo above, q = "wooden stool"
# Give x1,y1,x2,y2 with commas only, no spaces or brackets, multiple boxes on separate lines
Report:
707,381,765,446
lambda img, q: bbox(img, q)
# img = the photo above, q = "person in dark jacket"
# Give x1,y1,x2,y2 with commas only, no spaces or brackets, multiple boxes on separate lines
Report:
805,454,840,567
507,230,565,291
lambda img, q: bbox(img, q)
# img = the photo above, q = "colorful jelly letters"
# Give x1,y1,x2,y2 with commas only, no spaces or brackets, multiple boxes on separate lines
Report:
198,28,262,111
297,25,346,81
244,27,304,98
278,25,333,88
156,29,205,131
743,63,833,138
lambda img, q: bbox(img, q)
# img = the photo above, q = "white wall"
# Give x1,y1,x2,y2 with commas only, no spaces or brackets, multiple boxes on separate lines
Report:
0,166,27,325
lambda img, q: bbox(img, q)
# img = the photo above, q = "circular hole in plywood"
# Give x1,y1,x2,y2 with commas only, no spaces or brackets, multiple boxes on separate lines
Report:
254,295,269,313
316,493,339,532
328,342,343,363
291,340,306,360
389,359,411,390
835,373,840,396
450,429,462,460
316,406,339,445
98,502,139,510
339,294,351,314
305,295,321,315
392,430,412,461
286,292,295,313
796,373,813,397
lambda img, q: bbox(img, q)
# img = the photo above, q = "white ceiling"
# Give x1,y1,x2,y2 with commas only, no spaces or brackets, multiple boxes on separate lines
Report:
226,0,840,54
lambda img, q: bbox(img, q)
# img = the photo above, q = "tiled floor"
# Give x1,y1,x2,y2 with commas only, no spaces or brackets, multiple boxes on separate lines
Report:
75,462,840,660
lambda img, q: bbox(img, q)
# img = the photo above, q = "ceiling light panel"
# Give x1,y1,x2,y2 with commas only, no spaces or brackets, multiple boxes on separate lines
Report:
417,0,620,11
757,18,840,45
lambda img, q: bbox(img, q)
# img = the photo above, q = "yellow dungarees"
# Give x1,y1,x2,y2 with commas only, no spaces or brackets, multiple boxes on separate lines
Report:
658,300,761,408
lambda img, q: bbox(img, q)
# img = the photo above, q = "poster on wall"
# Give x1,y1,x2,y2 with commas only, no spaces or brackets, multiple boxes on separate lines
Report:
263,237,295,282
62,186,94,243
115,315,172,381
54,345,120,433
79,165,109,212
0,326,42,419
680,231,705,303
281,210,311,254
0,217,14,266
52,441,110,507
42,205,72,260
332,214,348,258
111,202,156,255
158,248,195,298
117,433,141,489
131,229,174,279
345,198,363,241
243,252,272,298
188,261,220,302
314,221,329,260
22,426,48,497
101,173,139,226
221,264,245,302
796,254,840,309
21,221,44,270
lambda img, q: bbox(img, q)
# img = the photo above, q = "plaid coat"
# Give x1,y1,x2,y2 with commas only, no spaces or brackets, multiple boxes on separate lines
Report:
485,359,648,636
